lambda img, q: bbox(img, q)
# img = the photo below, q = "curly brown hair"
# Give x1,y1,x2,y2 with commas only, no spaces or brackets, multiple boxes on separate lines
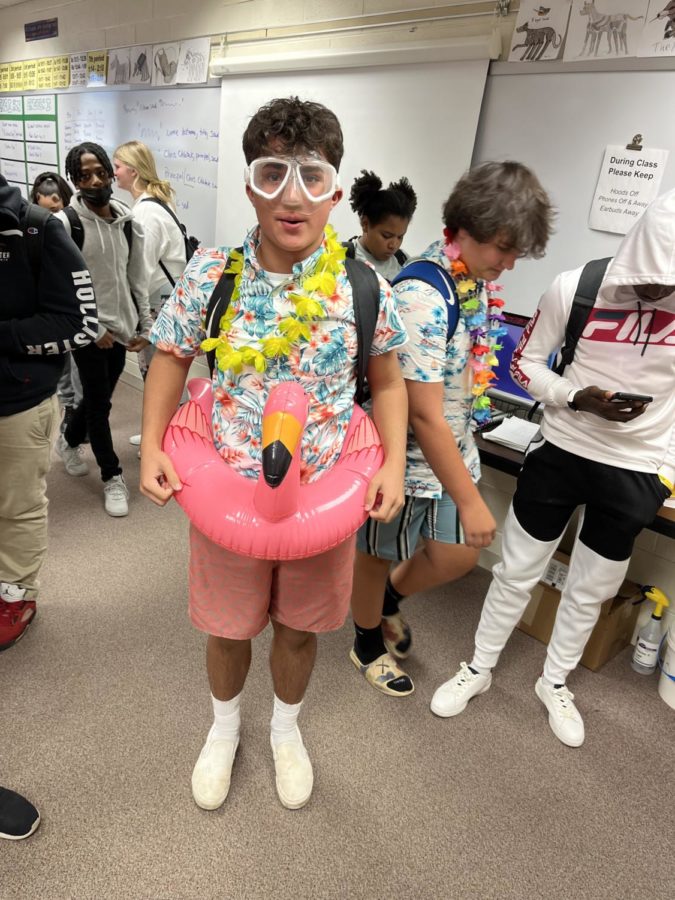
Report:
242,96,344,170
442,161,554,259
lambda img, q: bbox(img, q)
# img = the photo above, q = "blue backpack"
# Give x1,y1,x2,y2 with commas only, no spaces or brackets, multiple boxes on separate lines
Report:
390,259,460,341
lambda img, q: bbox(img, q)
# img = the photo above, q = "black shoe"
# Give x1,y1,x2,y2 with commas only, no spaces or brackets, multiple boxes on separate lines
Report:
0,787,40,840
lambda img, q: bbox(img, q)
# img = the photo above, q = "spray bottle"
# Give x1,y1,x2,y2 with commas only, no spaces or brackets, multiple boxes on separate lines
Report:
631,586,670,675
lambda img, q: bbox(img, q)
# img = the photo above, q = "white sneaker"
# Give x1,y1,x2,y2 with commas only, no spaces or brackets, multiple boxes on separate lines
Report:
430,662,492,718
270,727,313,810
191,726,239,810
103,475,129,517
129,434,142,446
535,677,585,748
56,434,89,477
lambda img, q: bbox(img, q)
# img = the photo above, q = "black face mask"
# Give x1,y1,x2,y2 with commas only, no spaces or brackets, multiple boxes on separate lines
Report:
80,184,113,207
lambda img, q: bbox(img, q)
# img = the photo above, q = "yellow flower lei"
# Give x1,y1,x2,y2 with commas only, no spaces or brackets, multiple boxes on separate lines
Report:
201,225,346,375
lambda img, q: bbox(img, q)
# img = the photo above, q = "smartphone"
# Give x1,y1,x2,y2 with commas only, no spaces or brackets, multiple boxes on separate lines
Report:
611,392,653,404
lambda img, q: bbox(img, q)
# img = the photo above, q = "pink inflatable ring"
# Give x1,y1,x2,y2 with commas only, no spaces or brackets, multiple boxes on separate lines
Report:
162,377,384,560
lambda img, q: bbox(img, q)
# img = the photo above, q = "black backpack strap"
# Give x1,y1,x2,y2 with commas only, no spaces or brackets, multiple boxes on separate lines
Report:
554,257,611,375
159,260,176,288
141,196,191,264
526,257,611,422
205,249,243,377
20,203,51,286
344,256,381,406
63,205,84,250
343,239,357,260
394,248,408,266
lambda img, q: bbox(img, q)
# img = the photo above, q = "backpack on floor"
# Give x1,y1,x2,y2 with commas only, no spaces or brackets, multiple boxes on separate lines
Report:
204,252,380,406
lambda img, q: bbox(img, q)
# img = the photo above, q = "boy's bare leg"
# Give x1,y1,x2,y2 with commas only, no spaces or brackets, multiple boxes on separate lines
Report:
391,541,478,597
350,551,390,628
269,621,317,704
206,635,252,700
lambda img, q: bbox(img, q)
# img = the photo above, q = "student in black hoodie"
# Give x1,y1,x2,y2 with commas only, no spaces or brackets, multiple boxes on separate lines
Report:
0,174,97,652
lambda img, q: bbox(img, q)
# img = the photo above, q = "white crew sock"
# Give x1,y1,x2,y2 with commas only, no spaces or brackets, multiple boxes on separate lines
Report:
270,695,303,748
210,692,241,741
0,582,26,602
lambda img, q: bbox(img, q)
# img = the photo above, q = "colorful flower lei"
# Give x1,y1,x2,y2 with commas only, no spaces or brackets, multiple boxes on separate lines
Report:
442,229,507,426
201,225,346,375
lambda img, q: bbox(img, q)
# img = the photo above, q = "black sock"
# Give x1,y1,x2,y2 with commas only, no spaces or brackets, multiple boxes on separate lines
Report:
353,624,387,665
382,577,404,617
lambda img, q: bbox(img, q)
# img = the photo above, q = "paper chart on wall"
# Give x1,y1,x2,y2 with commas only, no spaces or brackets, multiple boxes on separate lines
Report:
563,0,649,61
638,0,675,56
508,0,572,62
177,38,210,84
57,88,220,245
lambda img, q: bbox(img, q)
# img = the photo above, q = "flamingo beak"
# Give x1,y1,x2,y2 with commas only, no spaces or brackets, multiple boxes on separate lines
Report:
261,410,303,488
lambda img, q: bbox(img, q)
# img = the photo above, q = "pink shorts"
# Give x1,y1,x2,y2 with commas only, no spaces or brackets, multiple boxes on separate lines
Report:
188,525,356,639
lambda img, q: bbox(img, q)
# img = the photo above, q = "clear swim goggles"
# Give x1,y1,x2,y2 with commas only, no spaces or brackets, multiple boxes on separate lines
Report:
245,156,339,203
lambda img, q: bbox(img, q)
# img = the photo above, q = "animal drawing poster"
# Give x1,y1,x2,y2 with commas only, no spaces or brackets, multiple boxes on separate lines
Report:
563,0,649,61
152,42,180,86
637,0,675,56
177,38,210,84
129,46,152,84
508,1,573,62
107,48,131,86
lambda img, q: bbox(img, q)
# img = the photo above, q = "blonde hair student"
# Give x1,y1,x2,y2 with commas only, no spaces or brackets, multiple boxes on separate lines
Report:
113,140,174,206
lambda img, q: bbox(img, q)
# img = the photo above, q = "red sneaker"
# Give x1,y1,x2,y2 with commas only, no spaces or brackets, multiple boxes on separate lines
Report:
0,597,36,651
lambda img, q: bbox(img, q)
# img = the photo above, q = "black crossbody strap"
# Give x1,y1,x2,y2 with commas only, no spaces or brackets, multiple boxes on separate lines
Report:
204,249,243,376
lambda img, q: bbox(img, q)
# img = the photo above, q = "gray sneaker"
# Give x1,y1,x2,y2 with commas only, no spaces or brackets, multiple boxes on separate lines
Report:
56,434,89,477
103,475,129,517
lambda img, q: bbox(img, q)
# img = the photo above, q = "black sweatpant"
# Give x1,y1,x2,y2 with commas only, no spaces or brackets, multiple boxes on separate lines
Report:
513,441,670,561
65,341,127,483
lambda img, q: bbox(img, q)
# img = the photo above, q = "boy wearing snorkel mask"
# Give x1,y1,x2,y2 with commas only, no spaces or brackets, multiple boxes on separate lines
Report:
55,143,153,518
140,97,408,811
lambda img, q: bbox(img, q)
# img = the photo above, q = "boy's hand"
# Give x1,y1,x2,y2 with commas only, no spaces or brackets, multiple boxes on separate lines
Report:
127,336,150,352
364,461,405,523
140,446,182,506
96,330,115,349
458,497,496,549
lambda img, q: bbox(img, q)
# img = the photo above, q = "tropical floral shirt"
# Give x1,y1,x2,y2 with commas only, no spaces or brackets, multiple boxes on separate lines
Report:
394,240,483,498
151,226,407,482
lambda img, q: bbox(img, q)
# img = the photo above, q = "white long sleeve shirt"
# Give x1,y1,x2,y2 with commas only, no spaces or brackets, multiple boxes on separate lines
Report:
511,188,675,485
133,192,187,300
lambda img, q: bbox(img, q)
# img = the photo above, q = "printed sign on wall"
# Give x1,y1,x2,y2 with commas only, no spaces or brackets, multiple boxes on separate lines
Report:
589,144,669,233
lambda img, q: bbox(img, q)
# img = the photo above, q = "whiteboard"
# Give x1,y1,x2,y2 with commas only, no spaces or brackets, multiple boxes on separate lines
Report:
473,69,675,316
215,60,489,254
57,87,220,244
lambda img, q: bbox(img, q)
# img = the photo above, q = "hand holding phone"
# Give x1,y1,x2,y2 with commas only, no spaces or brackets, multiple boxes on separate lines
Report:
610,392,653,404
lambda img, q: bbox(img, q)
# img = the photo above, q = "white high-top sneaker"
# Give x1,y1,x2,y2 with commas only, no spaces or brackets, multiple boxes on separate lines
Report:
103,475,129,517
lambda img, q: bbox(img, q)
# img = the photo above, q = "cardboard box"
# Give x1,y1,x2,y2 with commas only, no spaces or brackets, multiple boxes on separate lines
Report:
517,552,641,671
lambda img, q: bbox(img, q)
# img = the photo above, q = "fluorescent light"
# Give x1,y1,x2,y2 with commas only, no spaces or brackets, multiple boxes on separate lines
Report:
210,33,501,76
